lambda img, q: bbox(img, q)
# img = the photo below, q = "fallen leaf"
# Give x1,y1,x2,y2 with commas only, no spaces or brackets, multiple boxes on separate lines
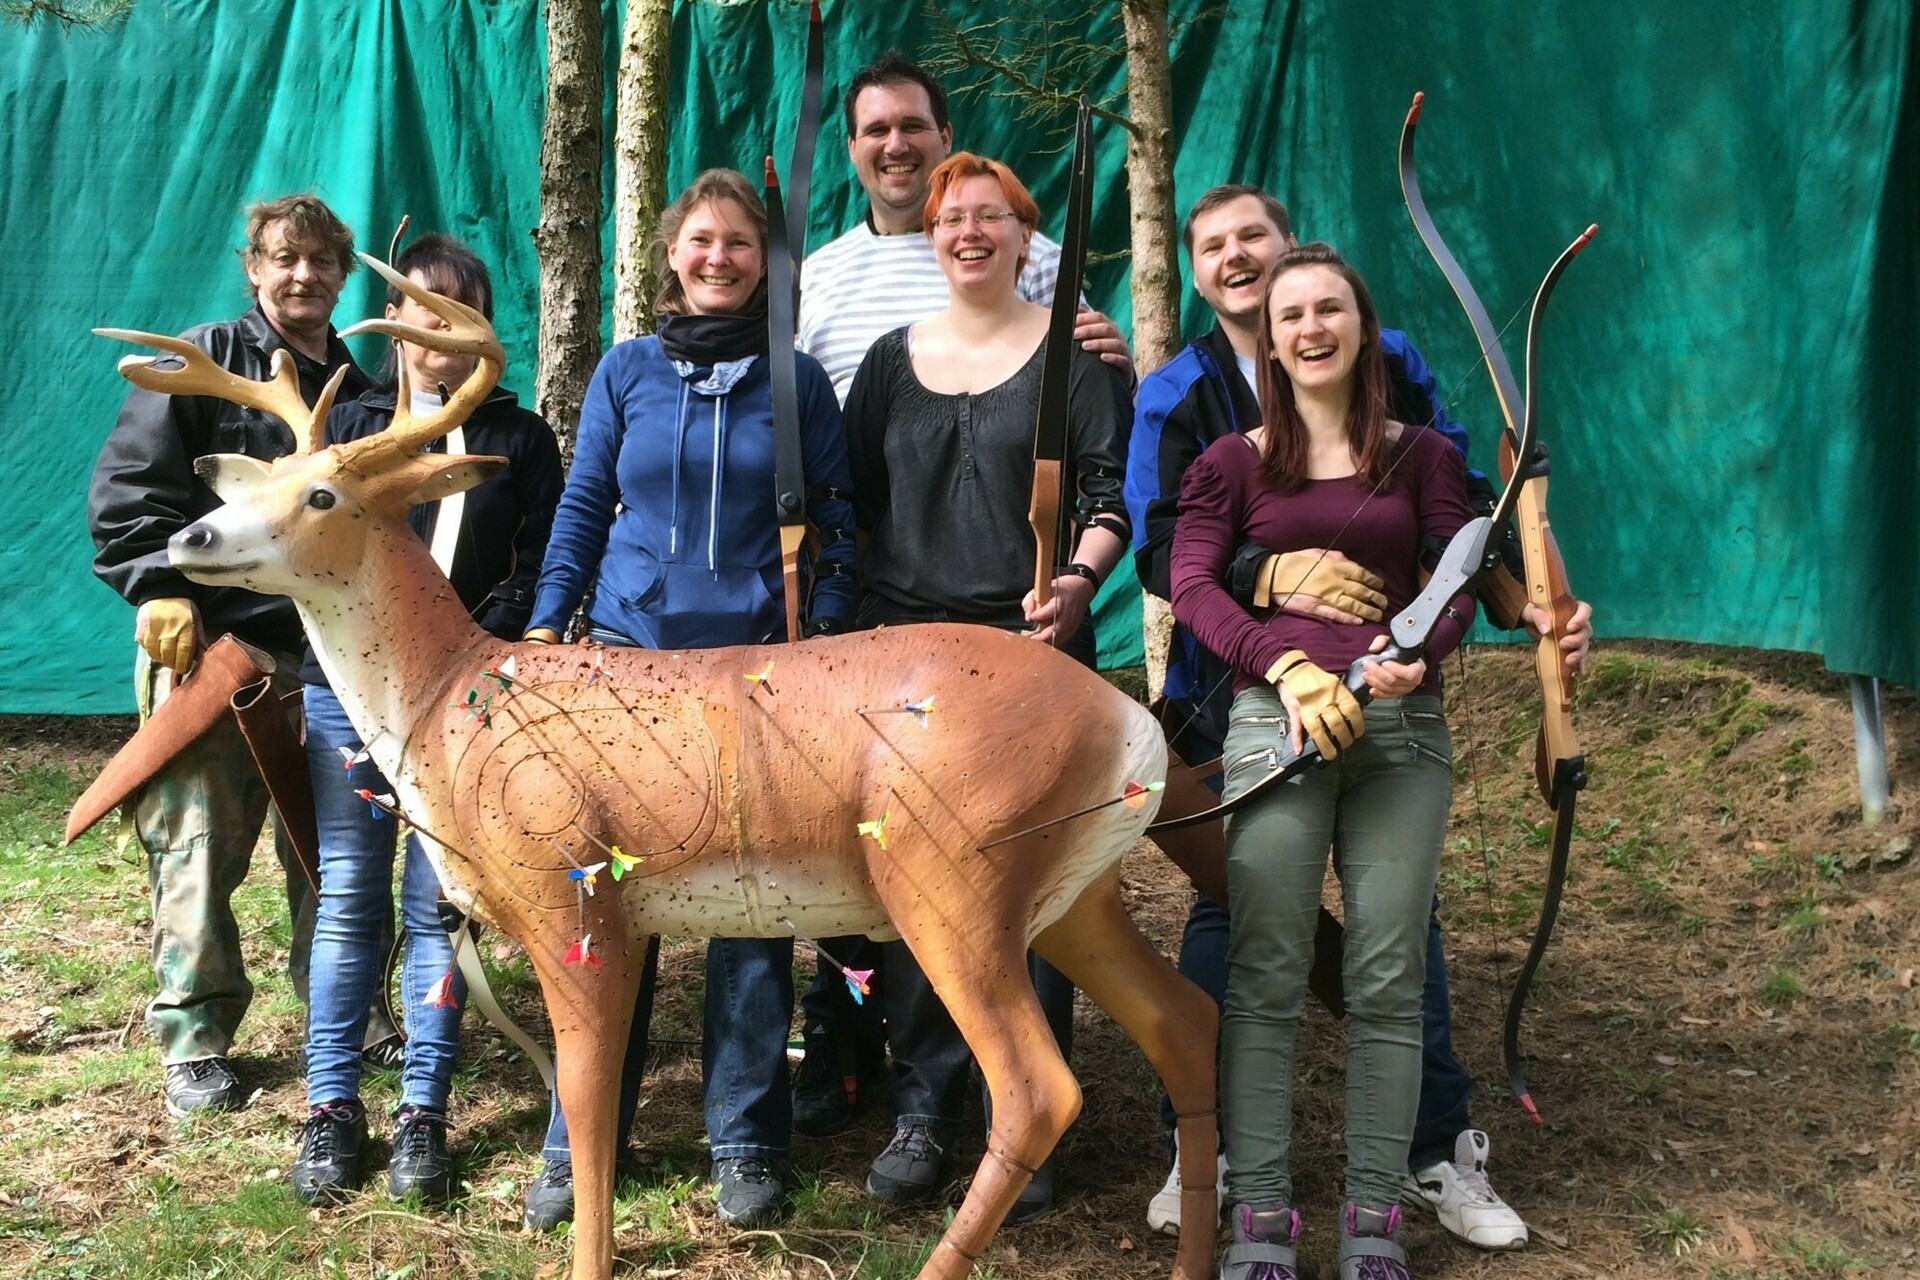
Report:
1531,1223,1570,1247
1680,1016,1714,1026
1900,969,1914,989
1852,1144,1875,1156
1727,1068,1757,1077
1655,1054,1680,1066
1726,1217,1759,1262
1118,1236,1135,1251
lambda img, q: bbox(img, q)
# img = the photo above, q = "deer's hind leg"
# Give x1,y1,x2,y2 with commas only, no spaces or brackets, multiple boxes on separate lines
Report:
1034,867,1220,1280
880,892,1078,1280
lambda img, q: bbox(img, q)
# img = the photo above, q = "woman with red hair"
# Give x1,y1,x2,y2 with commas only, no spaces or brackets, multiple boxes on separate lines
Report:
839,152,1133,1219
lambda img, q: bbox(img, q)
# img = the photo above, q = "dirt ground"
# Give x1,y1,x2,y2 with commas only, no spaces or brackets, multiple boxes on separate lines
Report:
0,642,1915,1279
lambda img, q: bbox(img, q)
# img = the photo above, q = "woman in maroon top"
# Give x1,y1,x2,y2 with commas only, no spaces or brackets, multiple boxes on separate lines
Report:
1170,243,1475,1280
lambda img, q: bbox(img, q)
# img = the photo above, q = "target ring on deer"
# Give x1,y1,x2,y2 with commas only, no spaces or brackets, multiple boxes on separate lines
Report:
499,753,586,837
452,684,725,892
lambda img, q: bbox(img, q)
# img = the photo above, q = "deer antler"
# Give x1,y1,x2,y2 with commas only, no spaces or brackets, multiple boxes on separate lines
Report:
339,254,504,455
91,329,351,454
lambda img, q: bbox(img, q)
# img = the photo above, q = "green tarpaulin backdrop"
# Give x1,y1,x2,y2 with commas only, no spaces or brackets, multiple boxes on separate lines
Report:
3,1,1914,712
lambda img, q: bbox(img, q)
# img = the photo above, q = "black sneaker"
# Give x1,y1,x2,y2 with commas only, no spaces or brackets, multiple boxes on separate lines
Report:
865,1122,951,1204
791,1032,853,1137
164,1057,243,1118
387,1107,454,1204
290,1100,369,1205
361,1034,407,1072
522,1158,573,1231
712,1156,786,1227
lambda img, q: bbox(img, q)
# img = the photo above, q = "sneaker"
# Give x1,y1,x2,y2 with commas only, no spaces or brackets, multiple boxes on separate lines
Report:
1402,1129,1528,1250
361,1034,407,1071
1220,1203,1300,1280
1146,1133,1228,1235
1005,1152,1056,1225
387,1107,454,1204
1340,1202,1409,1280
790,1032,853,1137
163,1057,243,1118
712,1156,786,1227
290,1100,369,1205
865,1122,951,1204
522,1158,573,1231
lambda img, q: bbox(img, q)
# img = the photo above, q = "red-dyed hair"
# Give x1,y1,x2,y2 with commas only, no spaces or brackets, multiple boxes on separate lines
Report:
923,152,1041,275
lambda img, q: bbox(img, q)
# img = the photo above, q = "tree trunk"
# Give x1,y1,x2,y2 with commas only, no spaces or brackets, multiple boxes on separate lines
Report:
534,0,604,457
1121,0,1179,376
1122,0,1180,695
612,0,673,343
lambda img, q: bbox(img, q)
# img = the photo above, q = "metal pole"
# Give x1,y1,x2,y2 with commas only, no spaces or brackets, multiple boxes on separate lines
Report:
1850,675,1888,825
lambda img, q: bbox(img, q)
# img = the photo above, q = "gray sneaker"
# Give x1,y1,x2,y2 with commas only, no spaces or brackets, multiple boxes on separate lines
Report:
713,1156,786,1226
522,1158,573,1231
865,1123,951,1204
163,1057,242,1118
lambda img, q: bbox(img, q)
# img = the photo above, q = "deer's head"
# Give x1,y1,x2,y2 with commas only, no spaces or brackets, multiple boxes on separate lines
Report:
101,256,508,601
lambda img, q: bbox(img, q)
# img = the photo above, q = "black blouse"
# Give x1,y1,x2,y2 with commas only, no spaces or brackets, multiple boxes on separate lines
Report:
842,326,1131,627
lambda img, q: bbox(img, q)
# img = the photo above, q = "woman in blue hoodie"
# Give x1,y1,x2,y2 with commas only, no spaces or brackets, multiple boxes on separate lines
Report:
523,168,856,1230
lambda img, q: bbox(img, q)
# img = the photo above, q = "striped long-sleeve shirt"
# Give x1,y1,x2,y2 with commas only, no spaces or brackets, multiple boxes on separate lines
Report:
798,216,1063,404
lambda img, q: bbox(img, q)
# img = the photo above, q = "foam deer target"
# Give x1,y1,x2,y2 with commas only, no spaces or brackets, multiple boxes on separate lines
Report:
96,258,1221,1280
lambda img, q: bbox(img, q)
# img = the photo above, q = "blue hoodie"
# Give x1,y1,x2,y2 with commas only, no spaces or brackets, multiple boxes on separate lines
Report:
530,336,856,650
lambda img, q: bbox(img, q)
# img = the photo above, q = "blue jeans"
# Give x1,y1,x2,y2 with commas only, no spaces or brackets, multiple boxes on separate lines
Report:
1159,695,1475,1174
303,684,463,1112
702,938,794,1159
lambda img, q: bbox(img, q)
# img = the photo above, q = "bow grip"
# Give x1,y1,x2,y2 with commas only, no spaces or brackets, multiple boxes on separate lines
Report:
1343,640,1426,701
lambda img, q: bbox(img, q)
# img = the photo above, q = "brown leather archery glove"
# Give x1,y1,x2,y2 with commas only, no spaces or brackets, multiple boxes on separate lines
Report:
1266,649,1365,759
135,597,202,674
1254,550,1388,621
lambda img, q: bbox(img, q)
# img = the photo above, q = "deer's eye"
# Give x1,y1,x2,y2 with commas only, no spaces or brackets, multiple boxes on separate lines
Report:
308,488,336,510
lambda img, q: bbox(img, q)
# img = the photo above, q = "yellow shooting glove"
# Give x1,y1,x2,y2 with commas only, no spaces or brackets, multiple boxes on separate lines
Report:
1265,649,1365,759
1254,551,1388,621
135,597,202,675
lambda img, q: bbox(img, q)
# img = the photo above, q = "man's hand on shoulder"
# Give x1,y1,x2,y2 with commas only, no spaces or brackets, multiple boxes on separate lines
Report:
135,598,203,674
1073,307,1134,379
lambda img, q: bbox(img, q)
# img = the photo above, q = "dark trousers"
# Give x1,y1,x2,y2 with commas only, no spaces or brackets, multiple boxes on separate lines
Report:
832,595,1090,1129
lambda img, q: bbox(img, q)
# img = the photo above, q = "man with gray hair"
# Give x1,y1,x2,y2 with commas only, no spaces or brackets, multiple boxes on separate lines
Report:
89,193,394,1119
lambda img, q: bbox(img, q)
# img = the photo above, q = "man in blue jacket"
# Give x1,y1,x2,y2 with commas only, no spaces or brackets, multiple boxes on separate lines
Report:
1127,184,1594,1252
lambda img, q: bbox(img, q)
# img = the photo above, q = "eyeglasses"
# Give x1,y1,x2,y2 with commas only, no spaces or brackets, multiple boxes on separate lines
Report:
931,207,1021,231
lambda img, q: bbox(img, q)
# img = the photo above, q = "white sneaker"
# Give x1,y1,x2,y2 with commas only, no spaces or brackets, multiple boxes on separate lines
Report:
1403,1129,1529,1250
1145,1133,1227,1236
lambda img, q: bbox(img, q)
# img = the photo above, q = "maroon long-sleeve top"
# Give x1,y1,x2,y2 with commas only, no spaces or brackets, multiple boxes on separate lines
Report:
1170,425,1478,699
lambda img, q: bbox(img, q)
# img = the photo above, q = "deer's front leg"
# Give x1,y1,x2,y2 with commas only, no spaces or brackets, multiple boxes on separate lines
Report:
526,926,649,1280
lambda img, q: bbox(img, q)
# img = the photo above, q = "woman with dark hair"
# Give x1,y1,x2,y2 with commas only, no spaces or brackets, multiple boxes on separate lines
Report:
839,151,1132,1219
1170,242,1475,1280
521,168,857,1230
291,233,563,1208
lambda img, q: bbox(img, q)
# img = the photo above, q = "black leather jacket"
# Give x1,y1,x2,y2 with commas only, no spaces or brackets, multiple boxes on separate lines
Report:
88,306,369,654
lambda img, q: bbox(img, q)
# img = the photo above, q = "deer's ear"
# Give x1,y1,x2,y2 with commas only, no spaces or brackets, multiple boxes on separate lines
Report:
193,453,273,501
407,454,509,505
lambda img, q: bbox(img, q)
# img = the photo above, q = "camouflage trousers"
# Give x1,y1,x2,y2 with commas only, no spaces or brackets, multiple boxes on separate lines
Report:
132,647,398,1064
